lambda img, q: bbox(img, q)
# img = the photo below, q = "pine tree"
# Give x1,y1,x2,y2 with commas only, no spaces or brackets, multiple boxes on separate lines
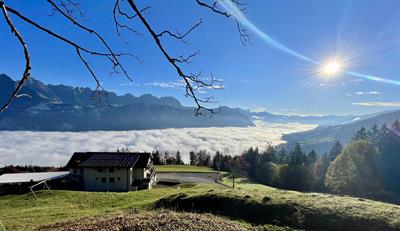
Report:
261,145,277,163
277,147,288,164
307,150,318,165
152,150,161,165
370,124,379,141
176,151,183,165
189,151,197,166
328,141,343,162
391,119,400,132
289,143,306,165
352,127,368,141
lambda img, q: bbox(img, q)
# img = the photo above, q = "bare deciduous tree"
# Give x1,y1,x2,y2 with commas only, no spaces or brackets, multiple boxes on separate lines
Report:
0,0,248,115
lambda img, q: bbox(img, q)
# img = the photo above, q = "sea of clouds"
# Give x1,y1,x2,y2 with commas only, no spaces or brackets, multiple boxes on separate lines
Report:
0,121,316,166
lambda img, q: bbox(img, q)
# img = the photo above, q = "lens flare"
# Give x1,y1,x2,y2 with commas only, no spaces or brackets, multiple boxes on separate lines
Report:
220,0,400,87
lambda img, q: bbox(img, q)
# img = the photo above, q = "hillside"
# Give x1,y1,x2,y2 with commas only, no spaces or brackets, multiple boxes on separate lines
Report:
282,109,400,153
1,173,400,230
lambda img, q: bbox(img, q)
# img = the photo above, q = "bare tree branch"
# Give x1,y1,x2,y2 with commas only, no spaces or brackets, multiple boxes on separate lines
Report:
0,1,31,113
47,0,133,81
157,20,202,44
1,0,248,115
195,0,230,17
196,0,249,45
126,0,219,115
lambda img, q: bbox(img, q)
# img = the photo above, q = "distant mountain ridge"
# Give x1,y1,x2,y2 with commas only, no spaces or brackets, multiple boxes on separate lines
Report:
248,111,358,126
1,74,389,132
0,74,252,131
282,109,400,153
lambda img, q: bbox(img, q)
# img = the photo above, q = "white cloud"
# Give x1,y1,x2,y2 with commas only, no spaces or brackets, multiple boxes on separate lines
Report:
119,82,140,87
0,121,315,167
250,107,267,113
355,91,380,95
145,80,185,89
352,101,400,107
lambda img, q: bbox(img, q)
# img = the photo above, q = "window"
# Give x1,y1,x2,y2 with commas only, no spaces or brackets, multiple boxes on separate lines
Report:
97,168,104,173
101,177,106,183
109,168,115,172
117,177,121,181
109,177,115,183
95,177,98,181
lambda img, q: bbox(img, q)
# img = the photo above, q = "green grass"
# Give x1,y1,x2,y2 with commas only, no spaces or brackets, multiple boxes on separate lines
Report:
154,164,215,173
158,176,400,230
0,187,193,230
1,173,400,230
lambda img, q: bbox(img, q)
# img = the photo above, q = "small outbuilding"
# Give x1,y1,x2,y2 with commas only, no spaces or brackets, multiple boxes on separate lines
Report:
66,152,156,191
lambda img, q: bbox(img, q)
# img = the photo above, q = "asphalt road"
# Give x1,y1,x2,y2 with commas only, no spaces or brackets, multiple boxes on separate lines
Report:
157,172,220,184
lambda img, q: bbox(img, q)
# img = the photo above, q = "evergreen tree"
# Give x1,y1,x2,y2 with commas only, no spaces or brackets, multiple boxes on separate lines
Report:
243,147,260,179
277,147,288,164
189,151,197,166
212,151,222,170
282,143,313,191
306,150,318,165
328,141,343,162
391,119,400,132
152,150,161,165
260,145,277,163
369,124,379,142
176,151,183,165
289,143,306,165
376,124,400,194
352,127,368,141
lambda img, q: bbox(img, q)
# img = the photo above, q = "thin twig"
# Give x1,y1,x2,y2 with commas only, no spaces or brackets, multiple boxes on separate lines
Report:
0,1,31,113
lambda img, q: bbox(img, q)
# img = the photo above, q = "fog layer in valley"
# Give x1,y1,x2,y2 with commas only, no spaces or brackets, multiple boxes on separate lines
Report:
0,121,316,166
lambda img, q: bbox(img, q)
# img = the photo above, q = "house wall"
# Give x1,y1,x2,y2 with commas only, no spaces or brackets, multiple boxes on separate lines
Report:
133,168,144,180
83,167,129,191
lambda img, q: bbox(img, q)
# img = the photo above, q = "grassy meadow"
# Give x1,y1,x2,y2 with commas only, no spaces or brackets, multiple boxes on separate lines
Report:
1,166,400,230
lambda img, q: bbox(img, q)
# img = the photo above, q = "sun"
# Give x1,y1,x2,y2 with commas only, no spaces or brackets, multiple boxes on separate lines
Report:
321,61,342,76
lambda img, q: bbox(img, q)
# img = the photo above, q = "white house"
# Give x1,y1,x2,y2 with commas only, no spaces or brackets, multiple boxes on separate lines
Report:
66,152,156,191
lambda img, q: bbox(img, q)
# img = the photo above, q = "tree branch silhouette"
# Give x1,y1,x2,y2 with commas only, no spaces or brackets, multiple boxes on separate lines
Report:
1,0,247,115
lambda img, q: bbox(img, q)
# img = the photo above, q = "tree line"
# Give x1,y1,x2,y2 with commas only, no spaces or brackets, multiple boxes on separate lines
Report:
210,119,400,202
150,119,400,203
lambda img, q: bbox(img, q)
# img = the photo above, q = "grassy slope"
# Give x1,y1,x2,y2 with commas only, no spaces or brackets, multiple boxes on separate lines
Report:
1,166,400,230
154,165,215,173
39,210,290,231
0,187,186,231
159,178,400,230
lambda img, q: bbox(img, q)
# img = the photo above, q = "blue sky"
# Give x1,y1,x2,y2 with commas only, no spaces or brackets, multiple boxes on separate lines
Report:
1,0,400,115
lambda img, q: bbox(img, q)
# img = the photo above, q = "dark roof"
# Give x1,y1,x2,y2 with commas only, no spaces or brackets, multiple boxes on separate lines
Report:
135,153,151,168
66,152,151,168
65,152,91,168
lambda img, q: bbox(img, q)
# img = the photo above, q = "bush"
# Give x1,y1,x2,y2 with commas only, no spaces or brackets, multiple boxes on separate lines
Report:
256,162,279,185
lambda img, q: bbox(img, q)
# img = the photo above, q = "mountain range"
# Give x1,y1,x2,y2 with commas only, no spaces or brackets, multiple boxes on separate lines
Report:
1,74,399,143
0,74,253,131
